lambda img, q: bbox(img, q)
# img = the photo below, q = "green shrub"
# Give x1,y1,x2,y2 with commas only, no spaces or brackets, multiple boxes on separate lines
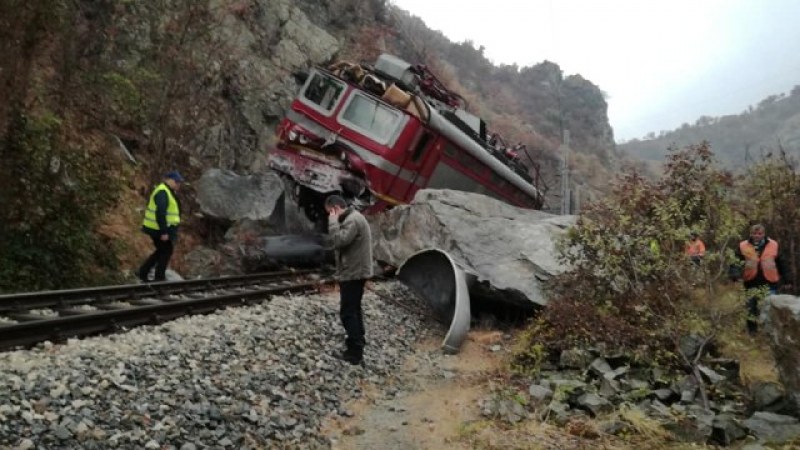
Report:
512,143,744,372
0,111,121,292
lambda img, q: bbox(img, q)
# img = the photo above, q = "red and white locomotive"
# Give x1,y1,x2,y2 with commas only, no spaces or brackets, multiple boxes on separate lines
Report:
268,54,543,225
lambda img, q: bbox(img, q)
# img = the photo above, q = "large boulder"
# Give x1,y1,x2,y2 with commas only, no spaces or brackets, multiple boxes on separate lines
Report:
767,295,800,415
370,189,575,307
196,169,284,221
743,411,800,444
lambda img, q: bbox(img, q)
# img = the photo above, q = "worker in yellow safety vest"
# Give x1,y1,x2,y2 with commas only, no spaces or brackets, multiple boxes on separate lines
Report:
138,171,184,282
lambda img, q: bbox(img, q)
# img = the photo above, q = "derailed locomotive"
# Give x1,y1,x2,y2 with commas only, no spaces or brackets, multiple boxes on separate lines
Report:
268,54,544,225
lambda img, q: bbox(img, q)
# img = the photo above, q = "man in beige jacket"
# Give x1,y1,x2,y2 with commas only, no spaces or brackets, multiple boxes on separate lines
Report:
325,195,373,365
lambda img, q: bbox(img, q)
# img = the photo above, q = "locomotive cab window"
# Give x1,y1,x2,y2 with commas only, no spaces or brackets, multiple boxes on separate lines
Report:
411,132,432,163
339,93,403,145
301,71,345,114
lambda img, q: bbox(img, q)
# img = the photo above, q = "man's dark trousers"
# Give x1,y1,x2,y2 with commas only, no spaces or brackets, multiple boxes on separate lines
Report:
139,235,174,281
339,279,366,359
746,286,777,334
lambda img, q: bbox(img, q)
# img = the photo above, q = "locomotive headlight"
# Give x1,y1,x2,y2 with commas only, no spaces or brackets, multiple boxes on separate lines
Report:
287,129,298,142
298,134,308,144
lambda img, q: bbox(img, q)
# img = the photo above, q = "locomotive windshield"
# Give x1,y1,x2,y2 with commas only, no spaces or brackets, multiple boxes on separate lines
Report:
301,71,345,113
339,92,403,145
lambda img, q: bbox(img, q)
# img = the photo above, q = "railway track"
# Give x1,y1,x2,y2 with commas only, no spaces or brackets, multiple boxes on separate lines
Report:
0,270,332,351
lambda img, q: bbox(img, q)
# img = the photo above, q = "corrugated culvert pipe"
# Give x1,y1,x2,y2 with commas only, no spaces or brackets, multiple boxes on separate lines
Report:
397,248,472,354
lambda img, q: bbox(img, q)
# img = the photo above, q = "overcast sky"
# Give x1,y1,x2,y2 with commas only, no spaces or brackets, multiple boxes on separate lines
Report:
390,0,800,142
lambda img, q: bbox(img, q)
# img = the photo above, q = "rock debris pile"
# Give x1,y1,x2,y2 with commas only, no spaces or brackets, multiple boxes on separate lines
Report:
0,281,435,449
482,342,800,446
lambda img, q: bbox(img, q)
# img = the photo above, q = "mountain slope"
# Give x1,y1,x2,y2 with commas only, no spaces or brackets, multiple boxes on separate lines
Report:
619,87,800,167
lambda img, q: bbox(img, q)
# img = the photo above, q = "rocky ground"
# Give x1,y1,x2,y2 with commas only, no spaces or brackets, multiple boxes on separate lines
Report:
323,330,502,450
0,280,441,449
4,279,800,449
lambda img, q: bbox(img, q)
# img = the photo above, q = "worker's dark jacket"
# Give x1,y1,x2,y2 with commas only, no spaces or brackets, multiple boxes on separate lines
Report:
141,186,181,242
327,209,373,281
734,237,788,289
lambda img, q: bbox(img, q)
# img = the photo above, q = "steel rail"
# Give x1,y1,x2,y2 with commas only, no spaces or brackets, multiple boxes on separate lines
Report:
0,278,332,351
0,270,320,313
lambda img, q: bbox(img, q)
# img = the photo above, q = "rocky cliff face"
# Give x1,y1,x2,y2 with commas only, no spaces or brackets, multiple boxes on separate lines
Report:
202,0,341,172
201,0,392,171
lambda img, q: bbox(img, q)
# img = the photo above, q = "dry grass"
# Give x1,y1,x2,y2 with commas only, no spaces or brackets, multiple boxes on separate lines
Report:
454,416,718,450
707,284,781,386
457,419,611,450
616,404,672,441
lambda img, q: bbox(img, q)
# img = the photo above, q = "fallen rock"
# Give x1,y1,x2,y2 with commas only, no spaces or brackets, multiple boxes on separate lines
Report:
183,246,223,278
710,414,747,446
698,364,725,385
751,381,789,414
371,189,574,308
575,393,612,417
664,405,714,442
196,169,284,222
767,295,800,415
743,411,800,444
559,349,593,370
588,357,613,378
528,384,554,404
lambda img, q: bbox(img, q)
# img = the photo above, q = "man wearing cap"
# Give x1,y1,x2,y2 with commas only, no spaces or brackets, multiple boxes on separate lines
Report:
138,171,184,282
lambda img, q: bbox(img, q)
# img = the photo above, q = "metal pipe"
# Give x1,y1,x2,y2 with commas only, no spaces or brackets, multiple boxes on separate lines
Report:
397,248,471,354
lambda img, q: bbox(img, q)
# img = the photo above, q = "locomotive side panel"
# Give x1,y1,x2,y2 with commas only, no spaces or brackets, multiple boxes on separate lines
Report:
426,142,518,205
374,125,443,205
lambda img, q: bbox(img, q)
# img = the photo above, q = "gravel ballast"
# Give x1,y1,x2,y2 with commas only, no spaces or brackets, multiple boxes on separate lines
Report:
0,281,437,449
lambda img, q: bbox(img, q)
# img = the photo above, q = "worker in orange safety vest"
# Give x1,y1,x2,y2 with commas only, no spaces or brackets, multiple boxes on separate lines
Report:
733,224,790,334
685,231,706,266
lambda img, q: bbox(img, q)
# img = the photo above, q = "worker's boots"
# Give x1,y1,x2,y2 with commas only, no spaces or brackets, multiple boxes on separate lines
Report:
338,346,363,365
